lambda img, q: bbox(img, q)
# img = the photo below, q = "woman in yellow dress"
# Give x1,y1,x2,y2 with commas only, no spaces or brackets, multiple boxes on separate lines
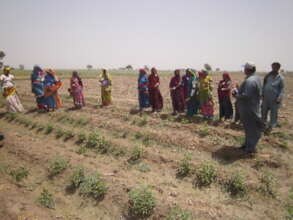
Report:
99,69,112,106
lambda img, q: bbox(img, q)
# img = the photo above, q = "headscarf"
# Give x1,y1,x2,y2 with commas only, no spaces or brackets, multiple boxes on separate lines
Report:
32,65,44,81
139,68,147,79
101,69,111,82
186,68,196,77
222,72,231,81
45,69,56,76
72,71,83,87
3,66,11,74
151,67,157,75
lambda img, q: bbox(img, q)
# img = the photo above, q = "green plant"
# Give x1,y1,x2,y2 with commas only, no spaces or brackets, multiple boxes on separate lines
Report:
63,130,75,141
286,189,293,219
137,116,148,127
136,163,151,173
69,166,85,189
45,123,54,134
128,186,156,218
142,134,153,147
76,118,89,126
80,172,107,200
9,167,29,182
76,146,87,155
134,132,143,139
176,154,192,178
259,171,277,198
110,147,127,157
36,188,54,208
195,162,217,187
86,131,99,148
77,133,87,144
48,155,69,177
279,140,289,150
165,205,192,220
198,126,209,137
37,124,45,132
96,136,111,154
128,146,144,164
31,122,38,129
55,128,65,139
6,112,17,121
226,172,248,197
23,118,32,127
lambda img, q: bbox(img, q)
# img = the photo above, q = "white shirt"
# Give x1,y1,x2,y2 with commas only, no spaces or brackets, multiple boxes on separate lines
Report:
0,74,15,88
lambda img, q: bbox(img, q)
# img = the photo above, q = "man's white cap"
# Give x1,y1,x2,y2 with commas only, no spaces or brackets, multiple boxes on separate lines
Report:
244,62,256,70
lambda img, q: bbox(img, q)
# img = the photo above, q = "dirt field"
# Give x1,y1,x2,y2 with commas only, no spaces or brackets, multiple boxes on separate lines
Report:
0,71,292,220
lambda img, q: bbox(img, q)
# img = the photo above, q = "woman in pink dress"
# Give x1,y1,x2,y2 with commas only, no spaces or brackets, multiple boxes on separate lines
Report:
69,71,85,109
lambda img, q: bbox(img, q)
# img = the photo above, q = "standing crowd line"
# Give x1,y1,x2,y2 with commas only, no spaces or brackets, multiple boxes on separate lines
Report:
0,62,285,155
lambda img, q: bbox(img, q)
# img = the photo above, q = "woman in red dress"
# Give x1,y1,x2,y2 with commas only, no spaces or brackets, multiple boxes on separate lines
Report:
148,67,163,113
169,69,185,115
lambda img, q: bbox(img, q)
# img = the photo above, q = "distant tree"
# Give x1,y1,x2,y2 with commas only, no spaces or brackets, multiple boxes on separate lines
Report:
0,51,5,60
215,68,220,72
144,65,149,71
86,64,93,70
280,69,285,73
125,65,133,70
19,64,25,70
0,62,3,69
204,63,212,71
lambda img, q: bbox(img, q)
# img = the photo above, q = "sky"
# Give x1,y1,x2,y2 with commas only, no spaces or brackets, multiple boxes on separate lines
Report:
1,0,293,71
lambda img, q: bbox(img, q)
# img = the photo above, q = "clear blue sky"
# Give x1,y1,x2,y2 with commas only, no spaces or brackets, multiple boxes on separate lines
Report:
1,0,292,71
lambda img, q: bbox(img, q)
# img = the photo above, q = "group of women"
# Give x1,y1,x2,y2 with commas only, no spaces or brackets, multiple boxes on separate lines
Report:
1,66,235,122
138,68,235,120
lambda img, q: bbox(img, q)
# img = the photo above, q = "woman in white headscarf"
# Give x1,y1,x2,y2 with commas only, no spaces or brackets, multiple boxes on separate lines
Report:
0,66,24,112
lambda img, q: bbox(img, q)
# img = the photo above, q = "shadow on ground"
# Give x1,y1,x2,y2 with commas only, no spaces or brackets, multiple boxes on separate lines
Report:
212,145,254,164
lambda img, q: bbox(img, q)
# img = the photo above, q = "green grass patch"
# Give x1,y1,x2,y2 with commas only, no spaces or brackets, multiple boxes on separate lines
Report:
128,146,145,164
9,167,29,182
165,205,192,220
176,154,192,179
226,172,248,198
128,186,156,218
63,130,75,141
68,166,85,189
48,155,69,177
45,123,54,134
80,171,107,200
194,162,217,187
136,163,151,173
36,188,54,209
258,171,277,198
197,126,210,137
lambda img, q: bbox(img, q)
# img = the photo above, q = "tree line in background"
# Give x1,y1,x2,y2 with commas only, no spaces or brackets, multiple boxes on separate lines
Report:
0,50,288,73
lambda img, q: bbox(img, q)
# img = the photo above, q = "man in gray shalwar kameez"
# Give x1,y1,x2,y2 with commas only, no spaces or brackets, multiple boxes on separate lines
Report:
235,62,263,154
262,62,285,128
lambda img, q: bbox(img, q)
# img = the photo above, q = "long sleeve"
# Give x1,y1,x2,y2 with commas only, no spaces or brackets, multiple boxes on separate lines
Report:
277,77,285,100
237,80,256,100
